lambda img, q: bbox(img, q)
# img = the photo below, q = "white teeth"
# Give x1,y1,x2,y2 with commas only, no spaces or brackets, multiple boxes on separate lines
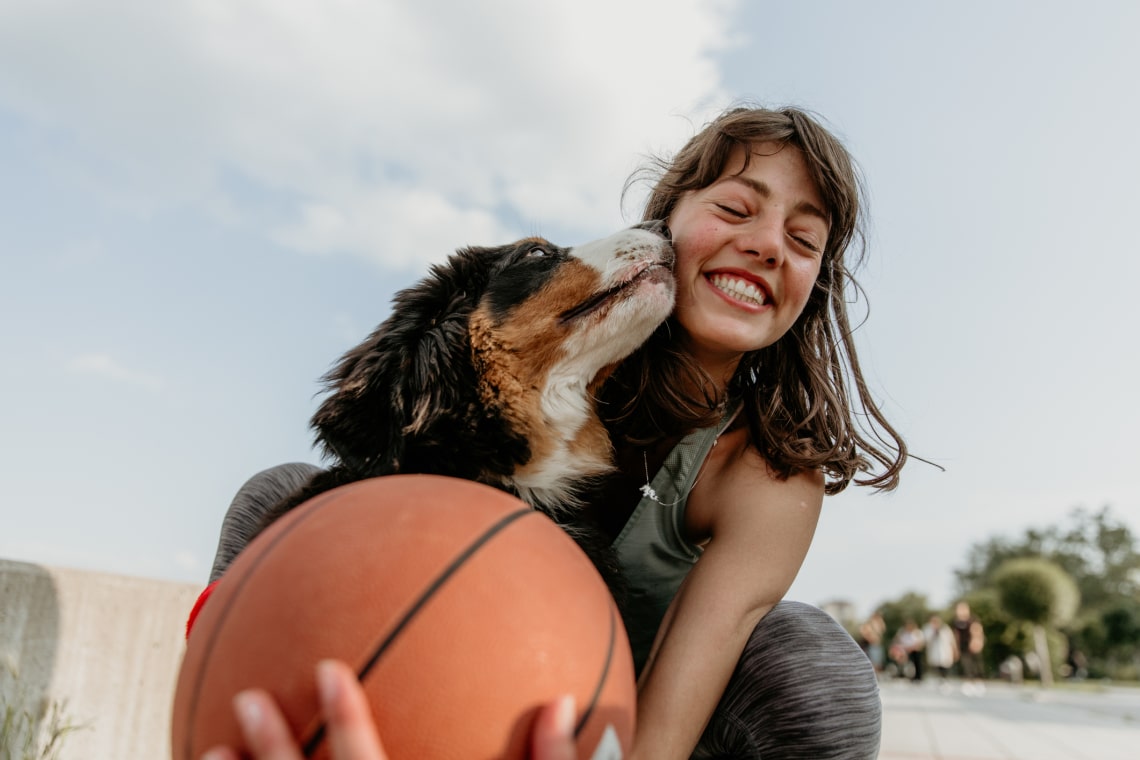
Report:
709,274,766,306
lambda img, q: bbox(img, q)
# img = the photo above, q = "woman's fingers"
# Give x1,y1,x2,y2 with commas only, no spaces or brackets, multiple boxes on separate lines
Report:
318,660,389,760
201,662,389,760
318,660,575,760
199,748,240,760
531,695,577,760
200,660,573,760
220,689,305,760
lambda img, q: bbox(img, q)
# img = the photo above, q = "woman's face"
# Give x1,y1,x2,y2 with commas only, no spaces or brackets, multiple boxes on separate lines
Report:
667,142,829,383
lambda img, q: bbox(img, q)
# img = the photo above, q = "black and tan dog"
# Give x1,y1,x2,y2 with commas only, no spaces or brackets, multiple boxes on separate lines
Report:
257,222,675,587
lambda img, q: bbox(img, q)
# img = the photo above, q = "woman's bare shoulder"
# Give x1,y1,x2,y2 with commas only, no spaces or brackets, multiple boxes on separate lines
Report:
686,428,824,541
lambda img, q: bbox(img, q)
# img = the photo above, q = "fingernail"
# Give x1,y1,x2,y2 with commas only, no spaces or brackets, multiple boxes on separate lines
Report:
234,691,263,732
555,694,576,736
200,750,226,760
317,660,341,708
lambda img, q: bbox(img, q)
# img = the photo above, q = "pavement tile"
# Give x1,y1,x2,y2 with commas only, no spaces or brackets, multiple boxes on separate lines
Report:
877,680,1140,760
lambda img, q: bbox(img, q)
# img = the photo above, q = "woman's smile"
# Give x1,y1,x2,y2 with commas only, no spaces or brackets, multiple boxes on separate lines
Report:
706,271,771,309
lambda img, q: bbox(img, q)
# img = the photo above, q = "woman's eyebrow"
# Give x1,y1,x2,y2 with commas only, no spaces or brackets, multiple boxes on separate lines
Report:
717,176,830,226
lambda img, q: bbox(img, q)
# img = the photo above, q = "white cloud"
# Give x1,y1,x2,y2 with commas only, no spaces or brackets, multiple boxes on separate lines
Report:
0,0,738,267
273,186,514,268
66,353,163,391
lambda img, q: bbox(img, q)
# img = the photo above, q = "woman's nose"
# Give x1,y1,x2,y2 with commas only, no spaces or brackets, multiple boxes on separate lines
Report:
738,221,784,265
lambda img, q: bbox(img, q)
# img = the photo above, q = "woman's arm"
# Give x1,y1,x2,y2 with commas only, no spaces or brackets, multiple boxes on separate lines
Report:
630,440,824,760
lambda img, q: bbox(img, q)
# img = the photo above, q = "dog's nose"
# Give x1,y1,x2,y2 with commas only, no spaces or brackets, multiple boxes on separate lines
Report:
634,219,671,240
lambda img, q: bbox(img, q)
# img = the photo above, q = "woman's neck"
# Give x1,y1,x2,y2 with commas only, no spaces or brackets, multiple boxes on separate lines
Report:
676,337,742,398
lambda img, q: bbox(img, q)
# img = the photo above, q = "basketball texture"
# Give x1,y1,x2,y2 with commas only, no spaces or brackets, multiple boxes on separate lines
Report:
171,475,635,760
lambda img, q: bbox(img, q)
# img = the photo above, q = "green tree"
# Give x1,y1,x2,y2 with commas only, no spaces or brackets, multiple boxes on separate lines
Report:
992,557,1080,685
955,506,1139,611
954,505,1140,679
1087,600,1140,678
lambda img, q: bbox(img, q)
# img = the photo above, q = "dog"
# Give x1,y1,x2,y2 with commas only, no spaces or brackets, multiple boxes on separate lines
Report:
255,221,675,590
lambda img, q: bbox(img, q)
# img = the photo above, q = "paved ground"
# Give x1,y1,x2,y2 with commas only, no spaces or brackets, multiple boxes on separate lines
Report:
878,678,1140,760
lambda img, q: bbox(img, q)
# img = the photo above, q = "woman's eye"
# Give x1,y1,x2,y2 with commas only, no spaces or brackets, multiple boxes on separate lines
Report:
790,234,822,253
715,203,748,218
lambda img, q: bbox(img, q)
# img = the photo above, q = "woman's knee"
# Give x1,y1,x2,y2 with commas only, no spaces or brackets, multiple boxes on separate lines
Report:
696,600,882,759
209,462,323,582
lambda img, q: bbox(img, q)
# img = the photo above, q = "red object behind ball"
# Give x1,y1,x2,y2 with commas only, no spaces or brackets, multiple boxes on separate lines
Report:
171,475,635,760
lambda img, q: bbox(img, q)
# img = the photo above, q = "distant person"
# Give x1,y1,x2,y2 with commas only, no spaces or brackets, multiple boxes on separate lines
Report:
859,611,887,676
950,601,985,695
1064,637,1088,680
923,615,956,686
896,619,926,682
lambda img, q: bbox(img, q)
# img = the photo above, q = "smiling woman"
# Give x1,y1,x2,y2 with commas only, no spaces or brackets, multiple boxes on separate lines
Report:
589,106,904,759
197,105,902,760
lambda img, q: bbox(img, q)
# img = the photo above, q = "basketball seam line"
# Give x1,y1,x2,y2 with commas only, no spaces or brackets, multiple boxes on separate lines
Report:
573,600,615,738
302,506,534,757
180,486,348,760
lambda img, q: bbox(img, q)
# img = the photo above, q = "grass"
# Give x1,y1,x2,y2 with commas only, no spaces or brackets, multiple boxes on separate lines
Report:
0,660,87,760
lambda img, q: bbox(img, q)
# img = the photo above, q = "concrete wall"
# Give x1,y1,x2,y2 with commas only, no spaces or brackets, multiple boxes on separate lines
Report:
1,558,201,760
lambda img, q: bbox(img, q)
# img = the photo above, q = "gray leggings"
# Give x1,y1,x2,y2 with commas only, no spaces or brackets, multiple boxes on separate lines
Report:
210,464,881,760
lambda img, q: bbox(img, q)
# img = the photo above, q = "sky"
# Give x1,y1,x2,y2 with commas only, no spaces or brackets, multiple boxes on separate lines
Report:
2,0,1138,620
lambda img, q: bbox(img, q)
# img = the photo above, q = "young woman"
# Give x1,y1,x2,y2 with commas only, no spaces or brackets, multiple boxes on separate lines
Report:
587,105,904,759
206,105,904,759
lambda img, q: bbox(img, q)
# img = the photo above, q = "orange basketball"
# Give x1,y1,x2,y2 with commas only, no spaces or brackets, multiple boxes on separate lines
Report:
171,475,636,760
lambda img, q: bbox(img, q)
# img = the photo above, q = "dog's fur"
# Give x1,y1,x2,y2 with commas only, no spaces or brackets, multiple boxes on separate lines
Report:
257,223,674,589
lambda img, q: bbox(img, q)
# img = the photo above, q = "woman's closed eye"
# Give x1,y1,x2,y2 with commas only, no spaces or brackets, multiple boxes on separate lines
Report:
715,203,748,218
789,233,822,254
713,197,826,253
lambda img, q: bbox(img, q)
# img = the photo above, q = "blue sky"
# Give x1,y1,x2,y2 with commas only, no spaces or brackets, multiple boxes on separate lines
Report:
3,0,1138,619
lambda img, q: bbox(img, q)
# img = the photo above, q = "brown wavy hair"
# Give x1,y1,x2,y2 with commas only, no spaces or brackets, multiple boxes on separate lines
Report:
602,106,906,494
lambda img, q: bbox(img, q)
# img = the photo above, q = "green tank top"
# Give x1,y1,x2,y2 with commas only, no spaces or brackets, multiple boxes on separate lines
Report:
611,405,741,673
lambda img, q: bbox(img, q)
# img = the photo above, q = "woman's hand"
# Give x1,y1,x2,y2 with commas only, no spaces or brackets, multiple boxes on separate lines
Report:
200,660,577,760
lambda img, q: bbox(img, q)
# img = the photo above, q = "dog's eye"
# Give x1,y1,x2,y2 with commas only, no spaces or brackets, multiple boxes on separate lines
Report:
526,246,548,257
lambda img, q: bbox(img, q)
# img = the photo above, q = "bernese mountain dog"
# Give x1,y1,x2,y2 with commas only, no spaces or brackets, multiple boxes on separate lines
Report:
255,221,675,590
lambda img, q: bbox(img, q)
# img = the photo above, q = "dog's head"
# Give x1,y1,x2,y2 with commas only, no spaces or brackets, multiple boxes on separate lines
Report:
312,223,675,500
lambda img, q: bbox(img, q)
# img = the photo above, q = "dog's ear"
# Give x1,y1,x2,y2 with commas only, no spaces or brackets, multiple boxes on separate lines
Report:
311,248,494,473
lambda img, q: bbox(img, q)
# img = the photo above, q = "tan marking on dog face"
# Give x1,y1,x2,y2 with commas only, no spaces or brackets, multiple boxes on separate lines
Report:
511,257,606,336
467,234,674,506
468,315,558,471
467,258,604,470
